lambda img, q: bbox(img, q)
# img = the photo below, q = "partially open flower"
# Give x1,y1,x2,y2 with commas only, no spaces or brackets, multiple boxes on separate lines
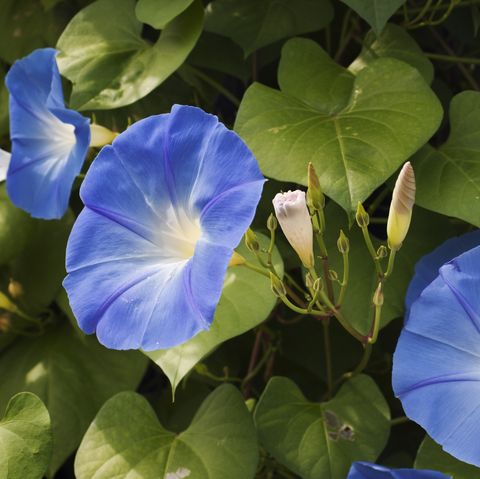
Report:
387,162,415,250
273,190,314,268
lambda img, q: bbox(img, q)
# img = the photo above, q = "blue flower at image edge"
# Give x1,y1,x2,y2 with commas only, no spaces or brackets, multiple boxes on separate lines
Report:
348,462,450,478
6,48,90,219
393,237,480,467
63,105,265,350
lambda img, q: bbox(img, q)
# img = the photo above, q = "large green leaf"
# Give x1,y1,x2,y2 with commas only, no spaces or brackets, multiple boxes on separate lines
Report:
57,0,203,110
235,38,442,214
205,0,333,56
75,385,258,479
349,23,433,84
135,0,194,29
7,210,73,315
146,233,283,394
340,0,406,36
415,436,480,479
0,321,148,476
323,203,459,335
0,184,33,266
0,392,52,479
254,375,390,479
413,91,480,227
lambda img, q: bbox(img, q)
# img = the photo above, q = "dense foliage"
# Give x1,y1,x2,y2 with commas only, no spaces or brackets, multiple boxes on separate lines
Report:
1,1,480,478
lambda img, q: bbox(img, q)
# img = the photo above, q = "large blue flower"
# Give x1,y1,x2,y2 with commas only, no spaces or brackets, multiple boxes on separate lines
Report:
63,105,265,350
5,48,90,219
347,462,450,478
393,239,480,466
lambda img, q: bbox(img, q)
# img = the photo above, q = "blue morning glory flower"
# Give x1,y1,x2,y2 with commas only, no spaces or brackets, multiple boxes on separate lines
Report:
393,241,480,467
405,229,480,319
63,105,265,350
347,462,451,478
5,48,91,219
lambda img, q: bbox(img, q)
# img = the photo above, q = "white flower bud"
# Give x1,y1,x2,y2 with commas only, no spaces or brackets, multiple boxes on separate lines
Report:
0,149,11,183
387,162,416,250
273,190,314,268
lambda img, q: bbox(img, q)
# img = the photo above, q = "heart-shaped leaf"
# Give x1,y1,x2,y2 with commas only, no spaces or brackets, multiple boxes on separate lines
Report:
413,91,480,227
415,436,480,479
205,0,333,56
235,38,442,214
135,0,195,29
340,0,406,36
0,321,147,476
146,232,283,394
349,23,433,84
57,0,203,110
0,392,52,479
254,375,390,479
74,384,258,479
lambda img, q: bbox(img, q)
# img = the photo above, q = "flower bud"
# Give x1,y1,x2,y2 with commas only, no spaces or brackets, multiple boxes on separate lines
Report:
273,190,314,268
8,279,23,299
373,282,384,307
89,123,118,147
356,202,369,228
337,229,349,254
0,291,17,313
267,213,278,232
270,272,287,297
307,162,325,211
328,270,338,282
376,245,388,259
387,162,415,251
245,228,260,253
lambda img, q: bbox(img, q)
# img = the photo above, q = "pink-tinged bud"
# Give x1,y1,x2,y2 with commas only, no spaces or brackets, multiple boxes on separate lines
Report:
273,190,314,268
387,162,416,250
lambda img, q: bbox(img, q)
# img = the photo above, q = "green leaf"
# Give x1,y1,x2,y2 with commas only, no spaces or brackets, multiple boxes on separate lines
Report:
146,233,283,394
235,38,442,214
415,436,480,479
323,202,459,335
7,210,73,315
57,0,204,110
340,0,406,36
349,23,434,84
413,91,480,227
0,321,147,476
0,184,34,266
254,375,391,479
75,385,259,479
205,0,333,56
135,0,195,29
0,392,52,479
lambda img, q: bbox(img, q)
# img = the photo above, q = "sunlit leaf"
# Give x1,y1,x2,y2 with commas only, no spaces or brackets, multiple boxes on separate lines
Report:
135,0,194,29
0,392,52,479
75,385,258,479
235,38,442,214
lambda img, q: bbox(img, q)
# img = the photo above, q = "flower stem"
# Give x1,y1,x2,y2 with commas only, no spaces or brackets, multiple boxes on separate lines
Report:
361,225,384,278
322,319,333,398
384,248,397,278
337,251,349,307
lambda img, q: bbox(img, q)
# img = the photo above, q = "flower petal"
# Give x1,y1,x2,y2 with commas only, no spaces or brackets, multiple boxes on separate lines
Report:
0,149,10,182
393,245,480,466
5,48,90,219
347,461,450,478
405,230,480,317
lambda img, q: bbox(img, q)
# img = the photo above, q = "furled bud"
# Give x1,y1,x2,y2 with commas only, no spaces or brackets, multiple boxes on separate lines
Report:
337,229,349,254
307,162,325,211
8,279,23,299
267,213,278,232
355,202,369,228
328,270,338,282
270,272,287,297
245,228,260,253
89,124,118,147
273,190,314,268
387,162,415,251
376,245,388,259
373,282,384,307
